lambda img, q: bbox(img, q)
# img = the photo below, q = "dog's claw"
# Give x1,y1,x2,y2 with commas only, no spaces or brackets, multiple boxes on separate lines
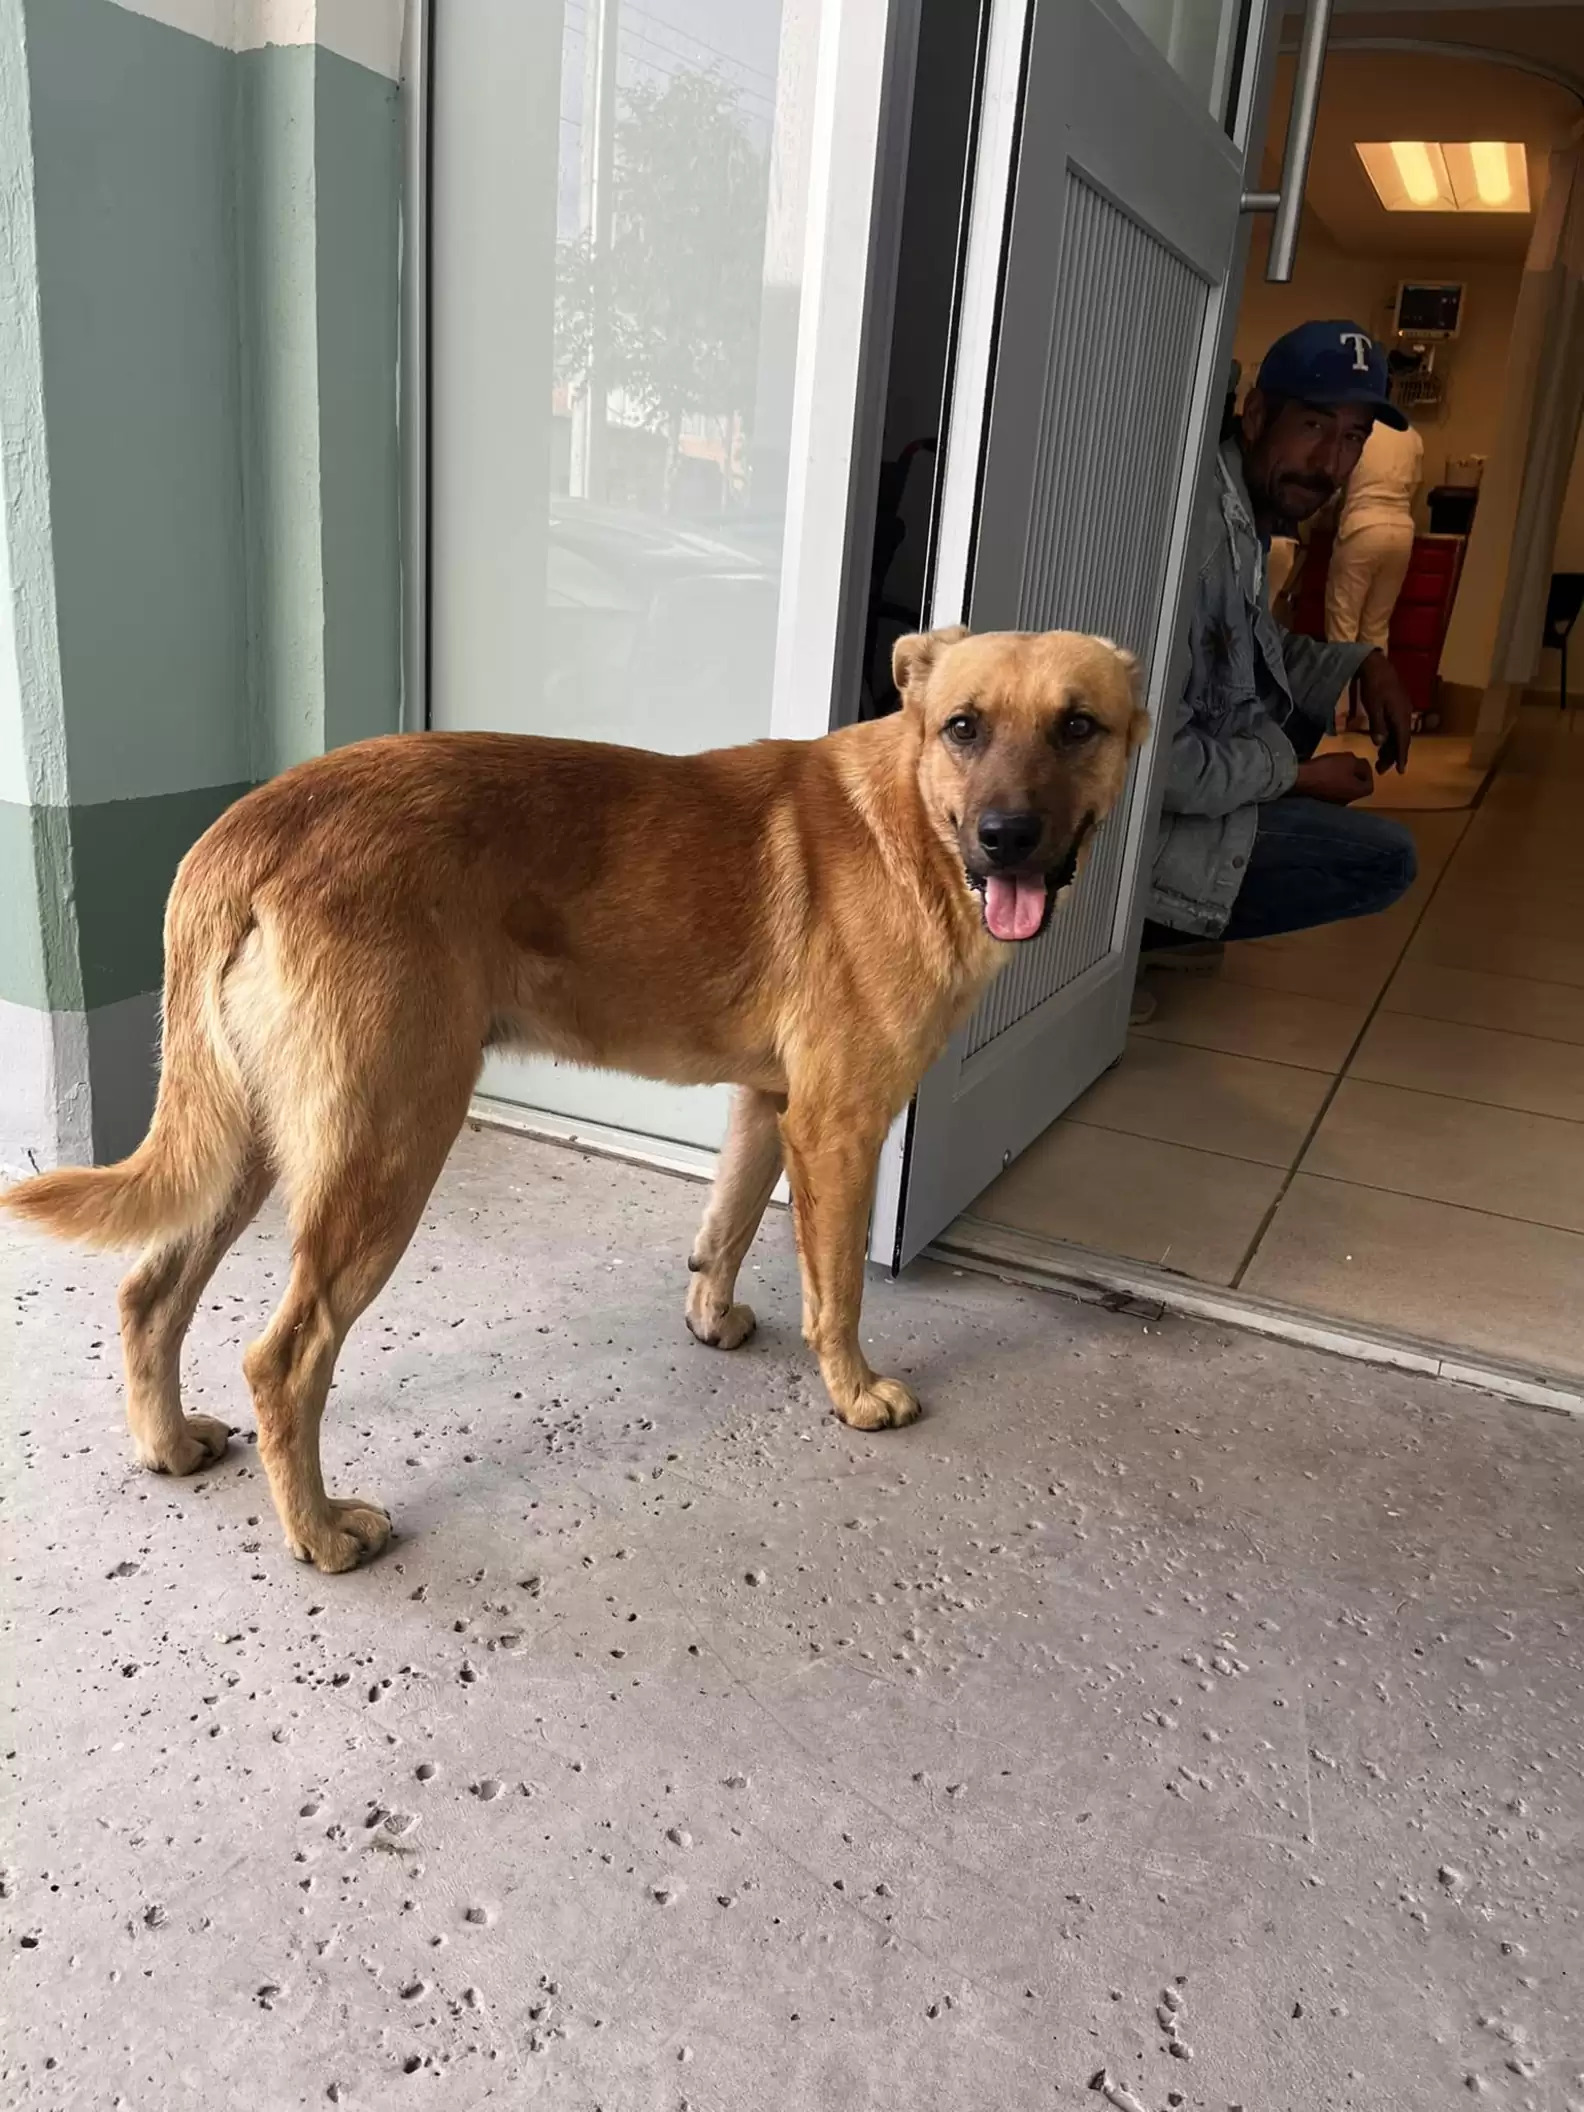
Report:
137,1414,233,1476
836,1377,920,1431
287,1499,392,1574
686,1300,757,1352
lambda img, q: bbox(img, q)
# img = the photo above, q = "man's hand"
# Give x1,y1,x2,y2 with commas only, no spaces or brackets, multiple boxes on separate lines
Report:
1293,753,1375,805
1354,650,1413,775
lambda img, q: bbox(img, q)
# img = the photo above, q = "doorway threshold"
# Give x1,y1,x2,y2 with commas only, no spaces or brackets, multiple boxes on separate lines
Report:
470,1094,800,1205
933,1216,1584,1419
466,1096,1581,1419
469,1094,716,1184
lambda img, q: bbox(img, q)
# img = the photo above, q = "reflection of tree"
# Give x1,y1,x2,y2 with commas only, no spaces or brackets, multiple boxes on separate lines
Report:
555,69,769,506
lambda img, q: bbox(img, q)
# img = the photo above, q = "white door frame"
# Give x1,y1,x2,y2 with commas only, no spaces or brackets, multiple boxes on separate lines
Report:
869,0,1030,1258
771,0,924,739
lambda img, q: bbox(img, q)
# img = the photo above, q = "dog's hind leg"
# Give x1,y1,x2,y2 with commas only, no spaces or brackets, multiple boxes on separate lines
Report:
686,1086,784,1351
239,1018,476,1572
118,1156,275,1475
243,1109,466,1572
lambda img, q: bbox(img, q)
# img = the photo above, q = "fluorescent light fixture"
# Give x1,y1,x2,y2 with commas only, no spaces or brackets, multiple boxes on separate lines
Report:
1356,141,1454,211
1356,141,1530,214
1469,140,1511,204
1444,141,1530,212
1392,140,1443,205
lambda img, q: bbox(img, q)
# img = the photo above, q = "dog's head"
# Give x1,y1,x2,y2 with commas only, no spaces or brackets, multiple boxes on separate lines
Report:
895,626,1149,943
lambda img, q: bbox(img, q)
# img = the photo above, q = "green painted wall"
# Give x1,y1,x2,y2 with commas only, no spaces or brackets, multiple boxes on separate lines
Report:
1,784,252,1013
25,2,403,798
236,42,326,779
26,0,251,805
0,801,72,1008
315,47,402,757
0,0,66,813
1,0,404,1168
237,40,401,777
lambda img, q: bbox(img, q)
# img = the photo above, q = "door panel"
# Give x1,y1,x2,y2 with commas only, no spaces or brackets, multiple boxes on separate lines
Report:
963,170,1208,1059
874,0,1275,1266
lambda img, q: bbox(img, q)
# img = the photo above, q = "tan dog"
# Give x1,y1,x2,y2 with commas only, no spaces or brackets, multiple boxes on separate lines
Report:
4,628,1145,1573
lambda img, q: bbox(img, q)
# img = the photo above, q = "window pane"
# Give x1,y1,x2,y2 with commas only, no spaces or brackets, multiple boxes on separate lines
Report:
431,0,822,1146
1110,0,1245,117
547,0,815,752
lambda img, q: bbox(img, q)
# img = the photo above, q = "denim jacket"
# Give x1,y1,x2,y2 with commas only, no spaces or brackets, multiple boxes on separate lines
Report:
1146,440,1372,935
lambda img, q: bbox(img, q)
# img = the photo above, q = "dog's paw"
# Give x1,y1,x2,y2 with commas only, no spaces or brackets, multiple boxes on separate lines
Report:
288,1498,393,1574
136,1413,233,1476
685,1293,757,1352
836,1377,920,1431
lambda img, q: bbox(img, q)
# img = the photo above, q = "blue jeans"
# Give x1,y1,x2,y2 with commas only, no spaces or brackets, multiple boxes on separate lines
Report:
1145,797,1418,948
1219,796,1417,941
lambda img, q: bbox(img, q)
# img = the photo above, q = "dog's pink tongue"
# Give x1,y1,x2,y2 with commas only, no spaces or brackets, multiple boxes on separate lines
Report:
984,874,1046,942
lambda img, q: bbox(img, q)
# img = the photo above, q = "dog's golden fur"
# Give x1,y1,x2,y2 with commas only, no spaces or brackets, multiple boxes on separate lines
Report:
4,628,1145,1572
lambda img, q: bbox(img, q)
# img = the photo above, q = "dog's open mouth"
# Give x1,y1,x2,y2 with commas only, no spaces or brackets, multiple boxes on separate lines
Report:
966,847,1079,943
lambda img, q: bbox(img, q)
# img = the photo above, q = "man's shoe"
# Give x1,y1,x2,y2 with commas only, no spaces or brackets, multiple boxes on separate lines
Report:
1138,940,1225,973
1129,983,1158,1026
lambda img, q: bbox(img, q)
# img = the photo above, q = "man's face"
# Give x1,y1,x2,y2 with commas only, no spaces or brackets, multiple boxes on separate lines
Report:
1240,391,1374,530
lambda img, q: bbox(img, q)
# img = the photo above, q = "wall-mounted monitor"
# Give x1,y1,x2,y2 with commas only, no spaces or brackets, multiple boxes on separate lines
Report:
1394,282,1464,341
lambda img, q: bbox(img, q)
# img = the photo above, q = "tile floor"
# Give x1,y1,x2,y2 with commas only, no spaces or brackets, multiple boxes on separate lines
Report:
963,705,1584,1382
1325,729,1486,810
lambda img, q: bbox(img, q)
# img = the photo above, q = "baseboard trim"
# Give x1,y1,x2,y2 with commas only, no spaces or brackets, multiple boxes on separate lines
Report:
468,1094,717,1182
1434,680,1484,736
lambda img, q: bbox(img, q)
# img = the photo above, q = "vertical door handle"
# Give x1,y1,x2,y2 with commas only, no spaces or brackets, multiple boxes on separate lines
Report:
1241,0,1334,283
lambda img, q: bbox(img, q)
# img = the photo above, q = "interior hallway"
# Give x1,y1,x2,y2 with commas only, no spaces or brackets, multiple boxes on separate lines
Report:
964,705,1584,1384
3,1127,1581,2110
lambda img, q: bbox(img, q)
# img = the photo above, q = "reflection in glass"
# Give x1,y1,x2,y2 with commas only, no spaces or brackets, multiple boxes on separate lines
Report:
541,0,813,752
434,0,818,1143
1110,0,1243,117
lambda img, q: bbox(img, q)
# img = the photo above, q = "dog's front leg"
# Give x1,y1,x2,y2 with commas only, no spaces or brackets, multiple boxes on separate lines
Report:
780,1096,919,1431
686,1086,785,1350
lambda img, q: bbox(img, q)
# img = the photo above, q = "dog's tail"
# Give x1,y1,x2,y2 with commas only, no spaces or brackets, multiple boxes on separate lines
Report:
3,862,256,1251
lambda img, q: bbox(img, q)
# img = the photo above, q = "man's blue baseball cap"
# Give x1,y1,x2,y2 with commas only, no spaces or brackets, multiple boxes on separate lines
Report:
1255,320,1408,430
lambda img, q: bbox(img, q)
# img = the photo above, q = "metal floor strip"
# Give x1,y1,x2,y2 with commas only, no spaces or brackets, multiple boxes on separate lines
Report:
933,1216,1584,1417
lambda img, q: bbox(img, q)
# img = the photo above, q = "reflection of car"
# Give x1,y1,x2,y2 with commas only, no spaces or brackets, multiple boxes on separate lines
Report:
544,502,781,753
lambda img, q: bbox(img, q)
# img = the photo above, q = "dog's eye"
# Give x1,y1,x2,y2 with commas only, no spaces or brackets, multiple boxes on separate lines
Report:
942,712,980,747
1057,711,1100,746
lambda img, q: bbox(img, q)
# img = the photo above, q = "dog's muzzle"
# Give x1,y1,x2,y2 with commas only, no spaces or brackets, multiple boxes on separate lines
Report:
964,839,1082,944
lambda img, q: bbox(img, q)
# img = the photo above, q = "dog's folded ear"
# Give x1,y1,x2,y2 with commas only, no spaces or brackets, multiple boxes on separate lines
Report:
893,625,970,702
1116,646,1150,750
1095,637,1150,749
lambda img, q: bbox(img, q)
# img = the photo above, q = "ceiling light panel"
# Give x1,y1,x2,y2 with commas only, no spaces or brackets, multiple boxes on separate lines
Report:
1445,140,1530,212
1355,141,1530,215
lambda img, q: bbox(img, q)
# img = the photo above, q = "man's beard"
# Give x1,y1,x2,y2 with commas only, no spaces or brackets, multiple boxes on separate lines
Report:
1271,475,1335,529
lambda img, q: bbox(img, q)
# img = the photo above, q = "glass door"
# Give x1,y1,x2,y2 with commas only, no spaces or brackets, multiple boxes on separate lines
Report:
428,0,893,1152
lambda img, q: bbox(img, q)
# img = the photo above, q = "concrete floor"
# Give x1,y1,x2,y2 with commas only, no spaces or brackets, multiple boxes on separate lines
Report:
3,1125,1581,2112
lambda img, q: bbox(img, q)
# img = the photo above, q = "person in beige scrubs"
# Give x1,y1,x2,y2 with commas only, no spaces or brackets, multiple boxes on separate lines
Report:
1325,416,1424,648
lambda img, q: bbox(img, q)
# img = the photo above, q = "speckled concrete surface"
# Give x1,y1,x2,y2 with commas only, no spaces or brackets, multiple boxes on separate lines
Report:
2,1124,1581,2112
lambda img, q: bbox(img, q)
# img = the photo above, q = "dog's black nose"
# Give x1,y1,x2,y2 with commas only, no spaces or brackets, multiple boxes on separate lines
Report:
976,809,1043,866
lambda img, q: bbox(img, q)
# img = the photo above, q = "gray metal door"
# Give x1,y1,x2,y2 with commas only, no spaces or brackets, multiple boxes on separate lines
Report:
874,0,1296,1266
